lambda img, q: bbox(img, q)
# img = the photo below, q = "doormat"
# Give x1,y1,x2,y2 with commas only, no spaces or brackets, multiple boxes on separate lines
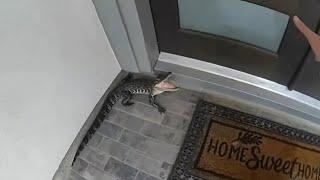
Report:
169,100,320,180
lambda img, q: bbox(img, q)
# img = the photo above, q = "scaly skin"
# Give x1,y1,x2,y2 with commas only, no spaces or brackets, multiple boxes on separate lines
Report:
72,72,179,165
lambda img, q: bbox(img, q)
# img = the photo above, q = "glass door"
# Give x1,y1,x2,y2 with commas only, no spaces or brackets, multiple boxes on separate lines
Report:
178,0,289,53
150,0,320,86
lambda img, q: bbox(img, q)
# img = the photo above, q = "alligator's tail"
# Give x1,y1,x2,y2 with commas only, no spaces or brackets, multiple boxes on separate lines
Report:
72,73,131,165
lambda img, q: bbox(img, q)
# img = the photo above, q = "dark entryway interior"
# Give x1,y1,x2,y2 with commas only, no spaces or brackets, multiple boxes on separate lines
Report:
150,0,320,100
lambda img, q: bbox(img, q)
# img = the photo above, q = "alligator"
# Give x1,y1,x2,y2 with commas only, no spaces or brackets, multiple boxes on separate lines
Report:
72,72,179,164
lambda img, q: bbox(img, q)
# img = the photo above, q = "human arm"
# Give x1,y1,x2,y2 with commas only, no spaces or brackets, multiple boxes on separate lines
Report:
293,16,320,62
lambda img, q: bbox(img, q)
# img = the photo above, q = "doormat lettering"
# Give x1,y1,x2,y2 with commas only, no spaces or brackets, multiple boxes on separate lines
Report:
169,101,320,180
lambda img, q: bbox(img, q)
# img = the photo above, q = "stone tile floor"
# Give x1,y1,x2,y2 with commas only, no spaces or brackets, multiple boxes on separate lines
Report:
68,88,202,180
67,87,320,180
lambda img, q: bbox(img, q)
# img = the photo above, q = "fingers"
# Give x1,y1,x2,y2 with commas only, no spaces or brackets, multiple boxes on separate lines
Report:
294,16,320,62
293,16,318,44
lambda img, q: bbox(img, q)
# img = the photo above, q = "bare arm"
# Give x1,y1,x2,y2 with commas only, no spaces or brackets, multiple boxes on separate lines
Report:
293,16,320,62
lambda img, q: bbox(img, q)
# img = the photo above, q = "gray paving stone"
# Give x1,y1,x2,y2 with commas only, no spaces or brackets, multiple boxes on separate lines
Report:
133,94,195,119
110,110,145,132
78,146,91,160
68,87,207,180
98,121,123,140
67,85,318,180
104,157,138,180
162,112,191,132
72,158,88,176
140,121,175,145
69,170,87,180
159,162,173,179
103,110,117,121
161,162,172,172
131,95,149,105
172,131,186,146
82,148,110,169
203,93,260,116
119,130,179,164
135,171,161,180
115,102,164,124
157,96,196,117
125,150,168,179
119,130,147,149
83,164,118,180
160,88,203,104
88,133,103,148
98,137,130,161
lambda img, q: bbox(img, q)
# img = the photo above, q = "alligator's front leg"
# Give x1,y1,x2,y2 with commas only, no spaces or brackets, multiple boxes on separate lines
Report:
149,95,166,113
121,91,134,106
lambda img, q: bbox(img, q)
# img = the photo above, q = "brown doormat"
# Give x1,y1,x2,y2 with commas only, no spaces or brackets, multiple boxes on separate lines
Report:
169,100,320,180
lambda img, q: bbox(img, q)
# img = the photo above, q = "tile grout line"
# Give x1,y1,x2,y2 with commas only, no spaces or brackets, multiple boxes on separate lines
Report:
73,89,202,180
84,145,166,180
113,105,191,133
113,106,164,124
96,130,176,165
98,131,180,165
117,123,126,142
120,98,195,120
76,89,200,178
136,99,195,120
70,169,88,180
104,111,189,148
160,95,202,104
77,155,123,180
135,91,199,106
78,146,128,179
102,120,182,149
133,170,139,180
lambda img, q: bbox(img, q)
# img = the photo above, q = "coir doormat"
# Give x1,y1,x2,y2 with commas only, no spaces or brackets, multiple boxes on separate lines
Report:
169,100,320,180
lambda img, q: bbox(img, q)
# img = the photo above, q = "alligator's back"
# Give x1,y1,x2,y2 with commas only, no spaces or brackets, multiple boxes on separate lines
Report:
120,78,155,95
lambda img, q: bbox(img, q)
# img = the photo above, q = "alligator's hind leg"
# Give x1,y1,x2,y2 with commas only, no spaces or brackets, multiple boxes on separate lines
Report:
121,91,134,106
149,95,166,113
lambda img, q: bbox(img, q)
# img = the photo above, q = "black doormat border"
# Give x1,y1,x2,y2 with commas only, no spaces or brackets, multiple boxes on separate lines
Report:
169,100,320,180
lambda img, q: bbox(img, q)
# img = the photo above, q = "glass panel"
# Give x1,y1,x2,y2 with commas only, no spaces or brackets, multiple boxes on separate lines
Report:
178,0,289,52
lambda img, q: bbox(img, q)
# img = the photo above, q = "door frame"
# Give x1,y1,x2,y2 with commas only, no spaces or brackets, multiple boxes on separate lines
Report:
149,0,320,85
92,0,320,122
92,0,159,73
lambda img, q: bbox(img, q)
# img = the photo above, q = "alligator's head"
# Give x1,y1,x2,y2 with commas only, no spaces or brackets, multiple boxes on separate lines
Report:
152,72,179,96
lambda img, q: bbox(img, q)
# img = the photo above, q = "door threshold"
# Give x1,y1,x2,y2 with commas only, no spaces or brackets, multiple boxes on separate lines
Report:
155,52,320,124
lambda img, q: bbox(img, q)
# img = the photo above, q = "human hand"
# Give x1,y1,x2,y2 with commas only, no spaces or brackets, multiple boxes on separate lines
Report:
293,16,320,62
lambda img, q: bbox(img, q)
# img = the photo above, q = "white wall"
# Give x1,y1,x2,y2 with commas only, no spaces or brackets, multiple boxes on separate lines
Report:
0,0,121,179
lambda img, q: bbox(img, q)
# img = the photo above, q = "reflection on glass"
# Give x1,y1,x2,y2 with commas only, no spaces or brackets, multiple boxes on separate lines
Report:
178,0,289,52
